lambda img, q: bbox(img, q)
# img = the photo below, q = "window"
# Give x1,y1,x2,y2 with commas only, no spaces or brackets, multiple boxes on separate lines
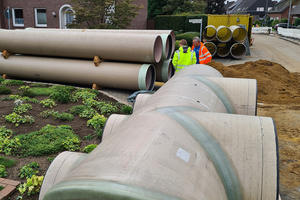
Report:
35,8,47,27
12,8,24,27
268,7,272,11
65,8,74,26
256,7,264,11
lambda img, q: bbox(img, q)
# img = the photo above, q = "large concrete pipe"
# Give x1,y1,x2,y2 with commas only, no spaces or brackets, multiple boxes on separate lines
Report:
230,43,247,59
216,25,232,43
229,25,247,43
25,28,175,58
0,53,156,91
153,59,175,82
204,42,217,56
217,42,231,57
203,25,217,41
40,96,278,199
100,114,129,142
0,29,163,63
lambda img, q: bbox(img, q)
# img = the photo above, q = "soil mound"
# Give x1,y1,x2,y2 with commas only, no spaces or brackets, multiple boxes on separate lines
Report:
208,59,300,104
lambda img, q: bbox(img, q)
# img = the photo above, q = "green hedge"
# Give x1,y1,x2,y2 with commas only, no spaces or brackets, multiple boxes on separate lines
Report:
155,15,208,33
295,18,300,26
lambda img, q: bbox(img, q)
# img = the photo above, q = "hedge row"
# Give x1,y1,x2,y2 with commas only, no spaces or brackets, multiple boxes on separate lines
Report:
155,15,208,33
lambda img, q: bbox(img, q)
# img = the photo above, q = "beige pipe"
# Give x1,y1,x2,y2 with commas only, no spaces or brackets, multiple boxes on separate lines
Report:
132,93,153,113
203,25,217,41
0,29,162,63
40,65,277,200
153,59,174,82
25,28,175,57
216,25,232,43
217,42,231,57
204,42,217,56
101,114,129,142
0,53,155,91
229,25,247,43
230,43,247,59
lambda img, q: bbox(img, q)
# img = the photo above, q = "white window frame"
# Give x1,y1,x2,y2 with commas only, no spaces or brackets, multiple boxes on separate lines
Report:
34,8,47,27
256,7,264,11
12,8,24,27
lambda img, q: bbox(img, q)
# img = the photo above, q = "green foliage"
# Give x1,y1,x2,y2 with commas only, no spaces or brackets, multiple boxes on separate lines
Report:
175,32,200,47
97,101,119,115
175,40,180,51
79,107,98,119
50,85,75,104
87,114,107,136
0,126,14,138
1,79,24,86
19,162,40,179
280,18,288,23
295,18,300,26
0,77,4,83
13,103,32,114
28,87,55,96
148,0,168,18
54,113,74,121
205,0,225,14
0,185,4,191
82,98,99,107
0,126,21,156
267,20,273,27
47,157,55,163
0,156,16,168
69,105,90,115
68,0,143,29
18,175,44,196
0,165,7,178
82,144,98,153
72,90,97,101
8,95,39,103
0,85,12,94
21,90,36,97
4,112,34,126
39,109,59,118
162,0,206,16
272,19,280,28
83,134,93,140
121,105,133,115
14,125,81,157
254,20,262,27
40,98,57,108
62,137,81,151
30,83,47,87
19,86,30,90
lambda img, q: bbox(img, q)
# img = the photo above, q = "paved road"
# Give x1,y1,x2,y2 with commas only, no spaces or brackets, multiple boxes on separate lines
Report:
215,34,300,73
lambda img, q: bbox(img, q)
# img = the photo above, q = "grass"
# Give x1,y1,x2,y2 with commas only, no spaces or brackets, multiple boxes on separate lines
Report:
0,156,16,168
0,185,4,191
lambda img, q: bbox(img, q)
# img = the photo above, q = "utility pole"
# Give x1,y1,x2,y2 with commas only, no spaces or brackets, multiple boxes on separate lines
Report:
287,0,292,29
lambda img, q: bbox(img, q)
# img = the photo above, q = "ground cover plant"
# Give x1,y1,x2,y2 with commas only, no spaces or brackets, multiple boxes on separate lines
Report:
0,80,133,200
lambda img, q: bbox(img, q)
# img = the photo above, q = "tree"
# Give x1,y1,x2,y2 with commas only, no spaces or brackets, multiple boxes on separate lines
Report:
161,0,207,16
67,0,143,29
205,0,225,14
148,0,168,18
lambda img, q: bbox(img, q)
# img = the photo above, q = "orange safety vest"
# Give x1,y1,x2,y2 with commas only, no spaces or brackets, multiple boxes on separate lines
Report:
192,42,212,64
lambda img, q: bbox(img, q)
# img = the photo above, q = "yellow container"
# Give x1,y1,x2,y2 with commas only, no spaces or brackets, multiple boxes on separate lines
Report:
207,14,253,44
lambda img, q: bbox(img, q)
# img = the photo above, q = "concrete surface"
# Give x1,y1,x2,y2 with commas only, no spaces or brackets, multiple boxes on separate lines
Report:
102,33,300,105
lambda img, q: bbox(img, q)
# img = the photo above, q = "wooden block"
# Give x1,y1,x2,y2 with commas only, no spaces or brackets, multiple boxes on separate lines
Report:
93,56,103,67
2,74,12,79
2,50,11,59
92,84,103,90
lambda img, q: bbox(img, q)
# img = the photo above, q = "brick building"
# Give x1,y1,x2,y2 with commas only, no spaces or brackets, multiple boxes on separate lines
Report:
0,0,147,30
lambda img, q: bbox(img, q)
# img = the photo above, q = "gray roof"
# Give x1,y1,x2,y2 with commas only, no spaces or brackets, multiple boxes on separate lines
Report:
224,1,235,10
227,0,245,14
291,2,300,15
268,0,289,13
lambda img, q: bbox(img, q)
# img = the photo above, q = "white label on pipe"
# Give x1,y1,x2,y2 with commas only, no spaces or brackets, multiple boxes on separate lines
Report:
176,148,190,163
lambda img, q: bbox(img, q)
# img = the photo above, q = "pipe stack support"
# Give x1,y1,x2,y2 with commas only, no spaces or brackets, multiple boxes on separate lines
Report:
40,65,278,200
204,25,248,59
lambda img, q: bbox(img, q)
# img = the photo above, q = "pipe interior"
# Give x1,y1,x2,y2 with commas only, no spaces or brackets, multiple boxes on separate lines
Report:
167,61,175,80
232,28,247,43
230,43,246,59
165,35,172,60
217,27,232,42
203,27,217,41
145,65,155,90
217,43,230,57
154,36,163,63
204,42,217,57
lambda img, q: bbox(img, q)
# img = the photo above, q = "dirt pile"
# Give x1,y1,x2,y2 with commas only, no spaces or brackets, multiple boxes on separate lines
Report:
208,59,300,104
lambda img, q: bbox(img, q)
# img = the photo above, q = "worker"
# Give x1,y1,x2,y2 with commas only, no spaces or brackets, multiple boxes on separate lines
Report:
172,39,196,72
191,37,212,64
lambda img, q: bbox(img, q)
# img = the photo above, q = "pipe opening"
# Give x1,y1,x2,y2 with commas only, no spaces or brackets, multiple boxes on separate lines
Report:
217,43,230,57
204,42,217,57
230,43,246,59
217,26,232,43
143,64,155,90
231,27,247,43
203,25,217,41
154,36,163,63
165,34,172,60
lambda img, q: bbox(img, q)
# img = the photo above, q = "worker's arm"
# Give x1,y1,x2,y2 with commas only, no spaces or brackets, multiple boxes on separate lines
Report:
202,46,212,64
192,51,197,65
172,52,178,70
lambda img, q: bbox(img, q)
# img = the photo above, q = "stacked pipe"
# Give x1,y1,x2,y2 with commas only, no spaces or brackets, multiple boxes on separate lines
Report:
203,25,248,59
0,29,176,90
39,64,278,200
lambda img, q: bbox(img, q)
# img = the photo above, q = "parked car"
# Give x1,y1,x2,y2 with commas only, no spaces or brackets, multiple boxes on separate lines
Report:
274,23,296,31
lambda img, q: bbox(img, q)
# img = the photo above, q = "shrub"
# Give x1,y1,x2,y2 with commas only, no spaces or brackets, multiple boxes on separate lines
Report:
13,103,32,114
50,85,75,104
121,105,133,115
72,90,97,100
22,90,36,97
19,86,30,90
0,165,7,178
0,126,20,156
79,107,98,119
0,77,4,83
40,98,57,108
18,175,44,196
87,114,107,137
2,79,24,85
14,125,81,157
295,18,300,26
19,162,40,179
0,85,12,94
4,112,34,126
28,87,55,96
39,109,59,118
0,156,16,168
83,144,98,153
271,19,279,28
97,102,119,115
280,18,288,23
83,134,93,140
69,105,89,115
54,113,74,121
175,32,199,47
